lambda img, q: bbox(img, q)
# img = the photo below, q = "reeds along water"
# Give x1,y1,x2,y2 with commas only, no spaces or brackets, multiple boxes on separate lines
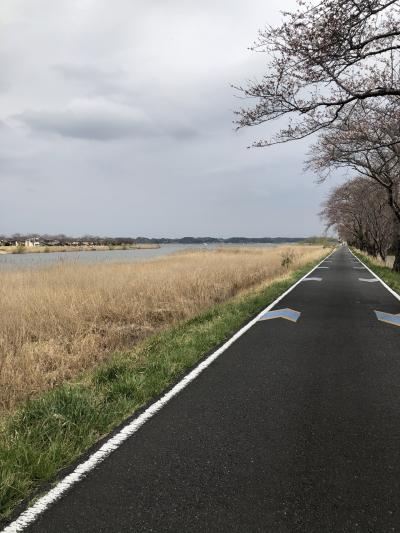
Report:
0,245,326,412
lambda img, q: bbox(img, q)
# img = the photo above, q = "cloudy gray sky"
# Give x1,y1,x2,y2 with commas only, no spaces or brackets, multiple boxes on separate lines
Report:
0,0,338,238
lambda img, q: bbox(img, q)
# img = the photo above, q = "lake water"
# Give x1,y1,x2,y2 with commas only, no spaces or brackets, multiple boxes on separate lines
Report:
0,243,281,269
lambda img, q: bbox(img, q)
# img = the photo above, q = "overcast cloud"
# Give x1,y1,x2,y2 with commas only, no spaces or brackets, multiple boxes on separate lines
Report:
0,0,338,237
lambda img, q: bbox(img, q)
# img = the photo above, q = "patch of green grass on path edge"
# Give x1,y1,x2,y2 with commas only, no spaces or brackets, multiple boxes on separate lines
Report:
0,255,328,523
352,250,400,295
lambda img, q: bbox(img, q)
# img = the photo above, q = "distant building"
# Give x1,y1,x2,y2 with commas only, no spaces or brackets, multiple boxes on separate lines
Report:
25,238,41,247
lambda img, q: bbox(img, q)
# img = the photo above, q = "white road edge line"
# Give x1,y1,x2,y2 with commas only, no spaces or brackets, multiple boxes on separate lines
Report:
349,248,400,303
2,248,337,533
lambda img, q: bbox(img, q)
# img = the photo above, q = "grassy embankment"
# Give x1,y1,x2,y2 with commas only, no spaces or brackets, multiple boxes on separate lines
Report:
0,245,330,522
352,250,400,293
0,244,159,255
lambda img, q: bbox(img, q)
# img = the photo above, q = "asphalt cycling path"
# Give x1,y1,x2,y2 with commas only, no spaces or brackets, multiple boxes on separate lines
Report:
6,246,400,532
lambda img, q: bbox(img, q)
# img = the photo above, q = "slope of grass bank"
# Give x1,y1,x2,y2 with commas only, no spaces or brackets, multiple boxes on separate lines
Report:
352,250,400,294
0,252,329,524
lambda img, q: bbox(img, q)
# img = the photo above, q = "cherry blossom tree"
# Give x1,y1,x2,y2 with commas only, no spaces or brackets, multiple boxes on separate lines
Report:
235,0,400,146
309,99,400,269
321,176,395,260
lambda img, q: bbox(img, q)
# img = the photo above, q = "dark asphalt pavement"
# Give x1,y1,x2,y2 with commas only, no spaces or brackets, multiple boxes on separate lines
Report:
19,247,400,531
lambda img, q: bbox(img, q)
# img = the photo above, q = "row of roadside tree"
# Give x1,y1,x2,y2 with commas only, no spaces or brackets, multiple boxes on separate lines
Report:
235,0,400,270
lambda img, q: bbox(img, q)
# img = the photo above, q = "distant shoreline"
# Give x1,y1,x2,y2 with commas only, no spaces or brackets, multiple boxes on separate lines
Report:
0,237,335,254
0,244,161,255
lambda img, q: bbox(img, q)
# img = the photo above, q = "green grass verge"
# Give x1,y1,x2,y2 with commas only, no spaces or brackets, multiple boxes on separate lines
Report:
352,250,400,294
0,254,328,523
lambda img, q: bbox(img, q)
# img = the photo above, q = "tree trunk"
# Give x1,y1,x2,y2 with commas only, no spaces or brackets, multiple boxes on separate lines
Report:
393,234,400,272
385,186,400,272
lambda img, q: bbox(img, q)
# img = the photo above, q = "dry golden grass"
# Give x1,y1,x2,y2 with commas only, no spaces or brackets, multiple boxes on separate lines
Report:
0,245,326,412
367,254,394,268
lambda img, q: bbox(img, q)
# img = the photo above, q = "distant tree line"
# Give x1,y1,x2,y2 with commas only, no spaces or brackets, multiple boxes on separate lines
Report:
0,234,312,246
236,0,400,270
